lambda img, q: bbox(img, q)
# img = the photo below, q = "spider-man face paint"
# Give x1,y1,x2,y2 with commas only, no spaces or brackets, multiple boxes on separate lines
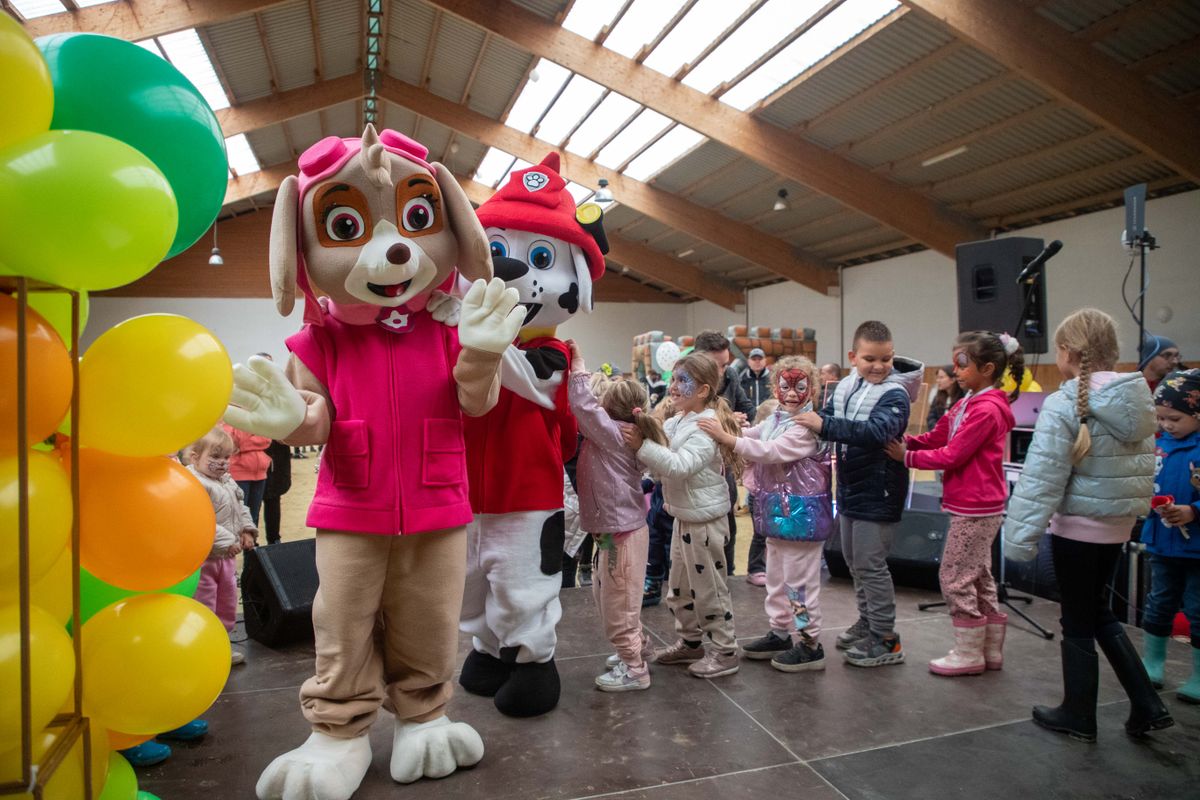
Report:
776,369,809,407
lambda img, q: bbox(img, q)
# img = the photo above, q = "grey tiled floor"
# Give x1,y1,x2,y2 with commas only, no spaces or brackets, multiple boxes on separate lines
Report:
140,577,1200,799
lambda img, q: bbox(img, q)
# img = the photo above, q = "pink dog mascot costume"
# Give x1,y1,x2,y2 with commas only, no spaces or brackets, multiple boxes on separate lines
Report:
458,154,607,717
224,126,522,800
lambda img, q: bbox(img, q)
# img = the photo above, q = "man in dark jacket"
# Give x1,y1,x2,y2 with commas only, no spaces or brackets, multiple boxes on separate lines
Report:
739,348,772,410
694,330,756,576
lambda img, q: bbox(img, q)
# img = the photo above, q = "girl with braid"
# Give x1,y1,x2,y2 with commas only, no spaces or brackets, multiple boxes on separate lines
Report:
1004,309,1173,742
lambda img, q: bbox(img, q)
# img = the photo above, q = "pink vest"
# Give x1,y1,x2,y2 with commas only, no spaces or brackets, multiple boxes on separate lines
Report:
287,306,472,535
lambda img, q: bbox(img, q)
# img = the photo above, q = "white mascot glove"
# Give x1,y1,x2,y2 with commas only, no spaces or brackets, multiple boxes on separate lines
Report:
224,355,307,440
457,277,523,354
426,288,462,326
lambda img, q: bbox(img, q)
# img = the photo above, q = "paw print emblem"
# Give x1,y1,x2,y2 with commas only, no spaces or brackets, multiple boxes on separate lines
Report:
522,171,549,192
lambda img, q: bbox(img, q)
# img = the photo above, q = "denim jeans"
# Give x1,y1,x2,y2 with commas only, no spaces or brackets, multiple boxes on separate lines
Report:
1142,553,1200,648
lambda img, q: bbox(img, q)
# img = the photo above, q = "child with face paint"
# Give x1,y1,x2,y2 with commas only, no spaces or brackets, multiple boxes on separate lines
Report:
885,331,1021,676
700,356,835,672
622,354,744,678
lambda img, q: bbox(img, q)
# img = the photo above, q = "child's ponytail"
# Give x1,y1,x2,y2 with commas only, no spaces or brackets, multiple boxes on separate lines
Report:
1070,348,1093,465
634,409,668,447
712,397,744,479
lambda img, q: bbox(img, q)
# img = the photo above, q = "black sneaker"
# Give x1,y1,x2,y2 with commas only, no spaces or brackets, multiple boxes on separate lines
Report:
836,617,871,650
578,567,593,587
844,632,904,668
743,632,792,660
772,641,826,673
642,577,662,608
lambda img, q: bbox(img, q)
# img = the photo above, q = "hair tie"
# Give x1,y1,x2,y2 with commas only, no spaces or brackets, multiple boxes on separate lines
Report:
632,407,643,416
999,332,1020,356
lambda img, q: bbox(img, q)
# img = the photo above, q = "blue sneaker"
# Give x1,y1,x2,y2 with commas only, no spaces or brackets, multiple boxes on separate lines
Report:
120,740,171,767
158,719,209,742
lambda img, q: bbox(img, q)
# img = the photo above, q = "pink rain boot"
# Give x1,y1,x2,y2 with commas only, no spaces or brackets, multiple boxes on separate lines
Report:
984,612,1007,671
929,617,987,676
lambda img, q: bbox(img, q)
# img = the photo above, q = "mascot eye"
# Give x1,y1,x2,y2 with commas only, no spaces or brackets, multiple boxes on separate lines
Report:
489,235,508,259
402,197,435,232
529,240,555,270
325,207,365,241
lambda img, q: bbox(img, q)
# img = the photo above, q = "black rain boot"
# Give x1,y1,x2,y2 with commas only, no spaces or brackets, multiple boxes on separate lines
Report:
493,658,561,718
1032,637,1098,742
1096,624,1174,737
459,649,512,697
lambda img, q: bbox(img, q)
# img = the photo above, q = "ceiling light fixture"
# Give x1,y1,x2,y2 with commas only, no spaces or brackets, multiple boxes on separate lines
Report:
773,188,790,212
594,178,614,205
677,248,695,258
921,145,968,167
208,222,224,266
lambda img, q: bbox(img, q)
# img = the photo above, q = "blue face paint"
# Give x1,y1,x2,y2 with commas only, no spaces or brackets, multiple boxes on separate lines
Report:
674,369,697,398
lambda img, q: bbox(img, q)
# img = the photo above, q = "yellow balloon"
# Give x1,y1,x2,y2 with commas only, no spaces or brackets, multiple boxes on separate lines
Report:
0,451,73,588
78,315,232,457
0,14,53,150
0,548,75,625
0,605,76,750
1001,366,1043,394
27,291,89,346
82,594,230,735
0,719,108,799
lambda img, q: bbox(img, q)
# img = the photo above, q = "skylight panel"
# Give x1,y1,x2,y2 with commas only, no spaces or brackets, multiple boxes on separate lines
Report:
156,29,231,111
473,147,518,188
682,0,827,94
135,39,164,56
624,125,705,181
604,0,687,59
564,93,640,157
505,59,571,133
534,75,606,146
224,134,260,177
596,108,672,169
10,0,65,19
642,0,755,77
720,0,900,111
566,182,595,204
562,0,624,40
74,0,120,6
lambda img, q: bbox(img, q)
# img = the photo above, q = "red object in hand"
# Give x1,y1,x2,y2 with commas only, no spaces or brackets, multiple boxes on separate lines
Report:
1151,495,1175,511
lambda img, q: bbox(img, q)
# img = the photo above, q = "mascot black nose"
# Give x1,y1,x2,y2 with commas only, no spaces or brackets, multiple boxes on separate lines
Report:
493,256,528,282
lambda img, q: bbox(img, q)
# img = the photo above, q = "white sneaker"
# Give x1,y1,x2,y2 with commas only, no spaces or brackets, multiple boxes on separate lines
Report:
231,650,246,665
605,634,656,669
595,662,651,692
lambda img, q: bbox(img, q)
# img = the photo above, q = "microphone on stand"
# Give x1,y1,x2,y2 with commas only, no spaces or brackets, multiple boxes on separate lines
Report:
1016,240,1062,284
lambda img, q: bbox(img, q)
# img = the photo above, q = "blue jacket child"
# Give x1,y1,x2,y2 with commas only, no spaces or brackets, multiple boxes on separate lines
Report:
1143,430,1200,559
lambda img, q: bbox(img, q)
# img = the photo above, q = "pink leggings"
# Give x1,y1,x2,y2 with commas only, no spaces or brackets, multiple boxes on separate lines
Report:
195,557,238,632
938,514,1002,621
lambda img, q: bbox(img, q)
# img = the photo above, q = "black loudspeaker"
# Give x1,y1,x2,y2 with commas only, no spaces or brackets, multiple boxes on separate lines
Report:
241,538,319,647
956,236,1047,354
823,510,950,592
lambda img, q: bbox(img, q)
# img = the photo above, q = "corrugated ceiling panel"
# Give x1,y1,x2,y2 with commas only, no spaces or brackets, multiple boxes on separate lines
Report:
805,48,1002,151
1036,0,1131,33
388,0,435,85
965,160,1174,219
262,2,317,92
382,101,419,134
207,16,274,102
325,100,359,138
1150,57,1200,95
413,119,453,161
601,204,640,230
508,0,570,20
1094,3,1200,63
814,225,900,259
649,232,696,254
446,139,487,176
317,0,361,79
794,214,880,249
245,124,291,167
757,13,953,130
624,218,671,242
649,140,740,193
428,14,487,103
285,114,323,151
464,38,534,118
688,159,774,207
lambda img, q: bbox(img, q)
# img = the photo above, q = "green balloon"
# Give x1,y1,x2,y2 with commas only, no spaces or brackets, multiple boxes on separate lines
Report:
38,32,227,259
79,567,200,627
28,290,89,344
0,130,178,291
137,793,161,800
100,751,137,800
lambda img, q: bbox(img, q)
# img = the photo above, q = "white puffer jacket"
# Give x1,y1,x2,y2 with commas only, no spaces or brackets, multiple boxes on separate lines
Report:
188,465,257,555
638,409,731,523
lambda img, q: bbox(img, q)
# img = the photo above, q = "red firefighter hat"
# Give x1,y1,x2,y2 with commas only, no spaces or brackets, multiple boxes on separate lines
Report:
475,153,607,281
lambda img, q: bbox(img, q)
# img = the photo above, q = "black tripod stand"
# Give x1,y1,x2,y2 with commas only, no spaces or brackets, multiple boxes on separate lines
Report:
918,531,1054,639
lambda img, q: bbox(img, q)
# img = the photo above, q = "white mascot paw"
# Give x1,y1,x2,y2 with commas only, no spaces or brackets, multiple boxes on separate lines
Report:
225,355,307,440
390,716,484,784
457,277,523,354
256,732,372,800
427,289,463,326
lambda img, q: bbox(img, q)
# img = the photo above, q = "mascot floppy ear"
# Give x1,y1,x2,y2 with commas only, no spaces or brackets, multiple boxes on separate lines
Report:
433,162,492,283
269,174,300,316
570,244,593,314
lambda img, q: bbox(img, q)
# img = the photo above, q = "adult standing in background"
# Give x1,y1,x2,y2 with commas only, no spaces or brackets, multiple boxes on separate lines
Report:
262,439,292,545
926,365,964,432
1140,334,1181,393
740,348,772,409
694,331,756,575
818,363,842,410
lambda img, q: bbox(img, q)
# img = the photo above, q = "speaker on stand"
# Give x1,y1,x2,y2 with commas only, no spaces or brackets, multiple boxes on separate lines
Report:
956,237,1048,355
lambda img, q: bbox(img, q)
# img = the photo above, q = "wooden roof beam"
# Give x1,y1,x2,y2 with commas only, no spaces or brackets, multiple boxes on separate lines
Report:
23,0,288,39
215,73,362,137
379,75,837,293
426,0,983,257
901,0,1200,182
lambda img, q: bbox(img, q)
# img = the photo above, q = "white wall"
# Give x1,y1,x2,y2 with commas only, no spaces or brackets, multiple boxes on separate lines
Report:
558,302,688,371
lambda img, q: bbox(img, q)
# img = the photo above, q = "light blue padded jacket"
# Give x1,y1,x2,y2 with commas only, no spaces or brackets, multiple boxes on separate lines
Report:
1002,372,1156,562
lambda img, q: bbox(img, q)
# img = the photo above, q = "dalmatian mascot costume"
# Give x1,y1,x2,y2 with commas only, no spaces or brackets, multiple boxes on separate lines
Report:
458,153,607,717
224,126,523,800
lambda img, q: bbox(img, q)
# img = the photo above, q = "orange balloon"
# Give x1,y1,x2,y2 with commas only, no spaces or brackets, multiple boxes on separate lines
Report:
0,294,73,455
78,450,213,591
105,729,151,750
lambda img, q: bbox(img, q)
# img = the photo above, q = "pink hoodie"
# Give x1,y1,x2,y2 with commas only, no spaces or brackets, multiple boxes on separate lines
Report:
904,388,1015,517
